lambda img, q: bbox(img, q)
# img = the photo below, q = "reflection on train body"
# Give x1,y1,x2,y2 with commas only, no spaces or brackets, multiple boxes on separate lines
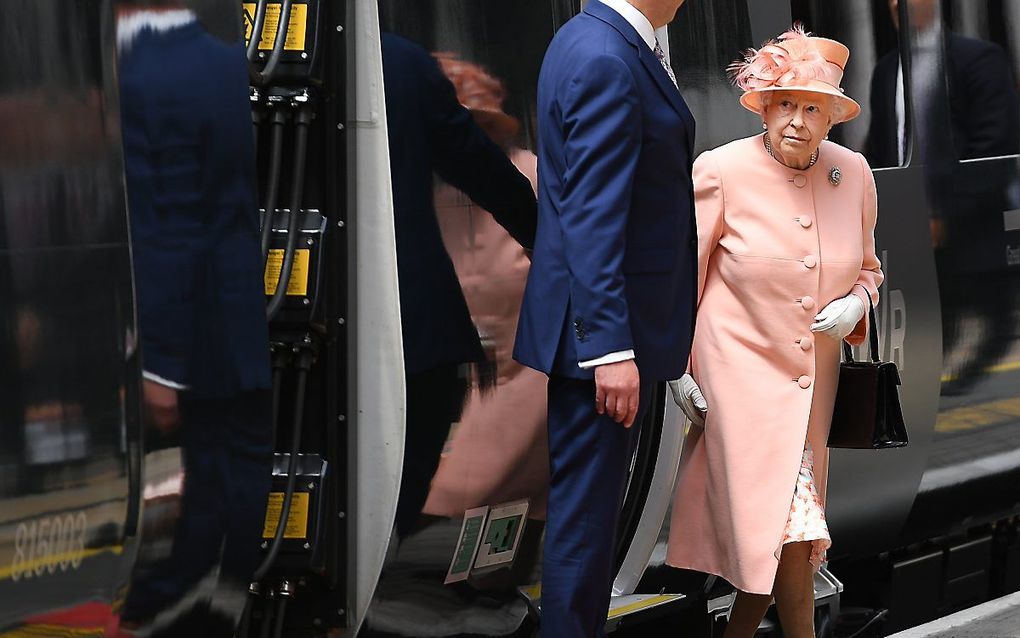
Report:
0,0,138,632
366,3,552,635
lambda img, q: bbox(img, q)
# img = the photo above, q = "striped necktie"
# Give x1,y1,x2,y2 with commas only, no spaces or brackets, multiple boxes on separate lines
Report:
654,38,678,89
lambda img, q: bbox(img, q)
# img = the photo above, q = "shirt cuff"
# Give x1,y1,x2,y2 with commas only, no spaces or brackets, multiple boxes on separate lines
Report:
142,370,189,391
578,350,636,369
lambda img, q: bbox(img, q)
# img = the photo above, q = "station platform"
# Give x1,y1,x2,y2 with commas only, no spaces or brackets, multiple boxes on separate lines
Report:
889,591,1020,637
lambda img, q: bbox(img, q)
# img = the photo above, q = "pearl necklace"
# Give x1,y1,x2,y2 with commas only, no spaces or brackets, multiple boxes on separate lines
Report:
763,132,818,169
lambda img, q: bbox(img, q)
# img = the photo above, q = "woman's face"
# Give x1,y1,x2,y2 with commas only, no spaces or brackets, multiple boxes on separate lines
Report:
763,91,834,168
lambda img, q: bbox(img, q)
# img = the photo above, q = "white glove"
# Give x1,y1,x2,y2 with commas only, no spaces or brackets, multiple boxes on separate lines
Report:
668,374,707,427
810,293,865,340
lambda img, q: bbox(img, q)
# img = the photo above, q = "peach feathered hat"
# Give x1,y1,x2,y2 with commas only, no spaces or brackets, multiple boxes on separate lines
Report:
728,24,861,124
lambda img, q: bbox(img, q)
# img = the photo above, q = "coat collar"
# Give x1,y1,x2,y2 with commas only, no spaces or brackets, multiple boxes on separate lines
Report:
583,0,696,149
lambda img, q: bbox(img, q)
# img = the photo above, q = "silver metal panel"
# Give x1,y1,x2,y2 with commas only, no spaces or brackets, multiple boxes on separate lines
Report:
613,399,685,596
349,0,405,630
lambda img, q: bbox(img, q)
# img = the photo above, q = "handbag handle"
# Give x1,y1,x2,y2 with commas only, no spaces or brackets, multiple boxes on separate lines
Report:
841,289,880,364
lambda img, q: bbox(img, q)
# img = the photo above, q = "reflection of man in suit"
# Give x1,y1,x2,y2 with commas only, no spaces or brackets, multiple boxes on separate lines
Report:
866,0,1020,394
514,0,695,635
380,33,537,540
117,1,273,630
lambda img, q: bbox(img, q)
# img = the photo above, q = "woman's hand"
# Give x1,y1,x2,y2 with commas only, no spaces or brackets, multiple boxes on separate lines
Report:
810,293,865,340
668,374,707,427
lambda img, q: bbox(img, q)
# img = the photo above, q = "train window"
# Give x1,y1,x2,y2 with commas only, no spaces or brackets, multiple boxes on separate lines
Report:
791,0,904,168
938,0,1020,159
667,0,759,154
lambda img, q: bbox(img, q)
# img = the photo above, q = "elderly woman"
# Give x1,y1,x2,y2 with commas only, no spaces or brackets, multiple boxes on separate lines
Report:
666,28,884,638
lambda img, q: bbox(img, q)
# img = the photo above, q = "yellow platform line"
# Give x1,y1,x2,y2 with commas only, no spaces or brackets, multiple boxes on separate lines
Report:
607,594,684,619
0,626,104,637
942,359,1020,383
936,396,1020,433
0,545,122,582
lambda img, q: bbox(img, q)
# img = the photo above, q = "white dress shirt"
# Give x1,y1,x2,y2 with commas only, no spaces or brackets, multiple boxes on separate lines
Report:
599,0,656,50
576,0,654,370
143,370,188,390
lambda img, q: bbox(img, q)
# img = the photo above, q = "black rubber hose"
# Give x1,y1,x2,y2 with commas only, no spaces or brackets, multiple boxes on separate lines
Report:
270,365,284,444
252,352,310,581
252,0,294,86
238,593,255,638
271,596,288,638
260,110,288,264
246,0,270,61
257,598,275,638
265,108,310,321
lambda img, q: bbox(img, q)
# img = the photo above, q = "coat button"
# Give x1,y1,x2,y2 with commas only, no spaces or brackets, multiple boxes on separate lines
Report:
792,174,808,188
798,375,812,389
804,255,818,268
801,296,816,310
799,336,813,351
799,216,813,228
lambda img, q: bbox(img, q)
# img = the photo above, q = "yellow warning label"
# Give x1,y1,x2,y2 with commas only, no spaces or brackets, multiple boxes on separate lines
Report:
264,248,310,297
262,491,310,539
244,2,308,52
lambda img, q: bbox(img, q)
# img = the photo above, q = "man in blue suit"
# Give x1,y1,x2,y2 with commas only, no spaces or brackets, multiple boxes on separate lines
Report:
514,0,694,634
117,1,273,629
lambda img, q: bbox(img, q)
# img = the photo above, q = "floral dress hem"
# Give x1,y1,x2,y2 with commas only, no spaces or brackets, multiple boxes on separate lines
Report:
781,442,831,570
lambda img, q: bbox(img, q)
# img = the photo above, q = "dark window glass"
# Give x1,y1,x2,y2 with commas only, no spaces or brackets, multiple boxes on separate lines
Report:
791,0,904,167
939,0,1020,159
667,0,758,153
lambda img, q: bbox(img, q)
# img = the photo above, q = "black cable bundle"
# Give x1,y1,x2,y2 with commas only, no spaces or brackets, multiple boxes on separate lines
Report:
265,107,310,321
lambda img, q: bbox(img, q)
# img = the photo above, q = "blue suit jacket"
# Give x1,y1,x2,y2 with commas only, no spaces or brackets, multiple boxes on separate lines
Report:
381,33,538,375
514,1,697,382
119,22,271,398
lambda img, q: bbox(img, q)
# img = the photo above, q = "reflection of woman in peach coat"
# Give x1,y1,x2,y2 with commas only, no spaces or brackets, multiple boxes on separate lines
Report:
422,53,549,519
666,29,884,638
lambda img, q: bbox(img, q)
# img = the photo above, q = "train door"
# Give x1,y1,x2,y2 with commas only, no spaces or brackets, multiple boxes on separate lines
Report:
888,0,1020,629
358,1,691,635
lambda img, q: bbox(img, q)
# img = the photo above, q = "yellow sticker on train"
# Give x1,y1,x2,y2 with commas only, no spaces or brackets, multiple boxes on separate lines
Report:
264,248,310,297
243,3,308,52
262,492,310,539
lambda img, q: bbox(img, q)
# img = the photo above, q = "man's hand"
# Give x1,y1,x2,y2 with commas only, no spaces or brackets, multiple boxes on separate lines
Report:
143,379,180,433
594,359,640,428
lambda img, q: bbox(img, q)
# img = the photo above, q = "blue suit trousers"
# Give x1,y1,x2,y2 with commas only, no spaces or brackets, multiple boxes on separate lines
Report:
541,375,653,638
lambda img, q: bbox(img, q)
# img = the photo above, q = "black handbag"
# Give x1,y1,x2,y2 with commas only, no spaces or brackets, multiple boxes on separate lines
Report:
827,296,909,449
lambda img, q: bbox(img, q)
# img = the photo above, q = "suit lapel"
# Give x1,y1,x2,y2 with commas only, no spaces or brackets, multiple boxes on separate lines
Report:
585,1,696,152
637,44,696,152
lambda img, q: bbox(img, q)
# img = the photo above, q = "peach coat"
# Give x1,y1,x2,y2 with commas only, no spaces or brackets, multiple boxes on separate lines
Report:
666,135,884,595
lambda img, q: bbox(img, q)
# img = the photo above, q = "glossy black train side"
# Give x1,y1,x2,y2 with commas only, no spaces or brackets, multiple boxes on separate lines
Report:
0,0,142,630
1,0,1020,637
